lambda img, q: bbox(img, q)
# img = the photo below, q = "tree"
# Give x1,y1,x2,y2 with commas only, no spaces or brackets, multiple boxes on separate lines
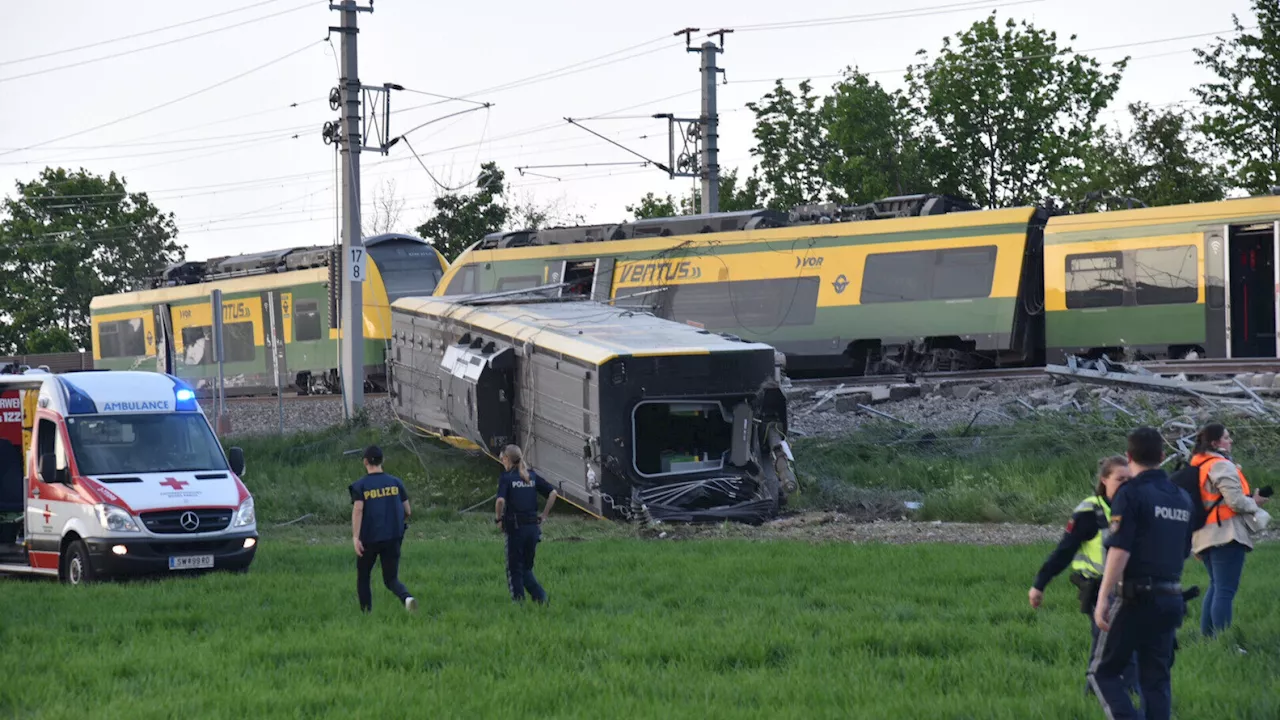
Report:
1194,0,1280,194
22,327,76,354
1058,103,1228,211
627,169,764,221
906,14,1125,208
414,162,509,262
682,169,765,214
821,69,928,203
362,178,405,236
505,191,584,231
745,80,833,209
0,167,182,353
626,192,680,220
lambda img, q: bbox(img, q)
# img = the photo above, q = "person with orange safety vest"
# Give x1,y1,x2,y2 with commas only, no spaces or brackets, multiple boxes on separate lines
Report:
1187,423,1271,639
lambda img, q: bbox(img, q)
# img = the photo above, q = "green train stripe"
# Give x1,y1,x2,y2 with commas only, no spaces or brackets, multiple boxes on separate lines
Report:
1046,304,1206,347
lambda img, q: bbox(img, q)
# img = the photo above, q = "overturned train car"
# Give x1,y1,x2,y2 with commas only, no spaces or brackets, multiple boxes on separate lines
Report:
388,295,797,523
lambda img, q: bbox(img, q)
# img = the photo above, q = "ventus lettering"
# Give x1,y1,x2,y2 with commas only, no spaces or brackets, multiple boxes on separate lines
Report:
617,260,701,285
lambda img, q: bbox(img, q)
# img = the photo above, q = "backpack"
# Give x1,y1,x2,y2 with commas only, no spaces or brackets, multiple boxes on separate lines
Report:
1168,456,1220,532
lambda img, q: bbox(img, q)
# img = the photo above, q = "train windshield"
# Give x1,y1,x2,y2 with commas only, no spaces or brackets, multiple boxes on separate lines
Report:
65,413,228,475
632,401,732,477
367,239,445,303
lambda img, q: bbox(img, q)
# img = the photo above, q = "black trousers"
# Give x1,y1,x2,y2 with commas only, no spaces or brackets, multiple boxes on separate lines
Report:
505,523,546,603
356,537,411,612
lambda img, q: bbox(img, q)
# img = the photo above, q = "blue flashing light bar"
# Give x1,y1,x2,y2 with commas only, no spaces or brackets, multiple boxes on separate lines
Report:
169,375,199,411
58,378,98,415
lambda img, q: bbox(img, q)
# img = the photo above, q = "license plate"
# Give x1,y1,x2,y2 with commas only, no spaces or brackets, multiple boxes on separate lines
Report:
168,555,214,570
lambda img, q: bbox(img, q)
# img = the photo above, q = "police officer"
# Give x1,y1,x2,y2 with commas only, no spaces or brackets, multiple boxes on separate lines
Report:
1029,455,1140,700
494,444,557,604
1089,427,1193,720
349,445,418,614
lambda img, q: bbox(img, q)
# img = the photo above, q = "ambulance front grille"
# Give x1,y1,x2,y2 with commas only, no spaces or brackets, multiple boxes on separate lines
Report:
140,509,233,534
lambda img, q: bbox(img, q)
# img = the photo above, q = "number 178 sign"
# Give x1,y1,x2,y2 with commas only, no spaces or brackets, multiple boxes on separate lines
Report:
348,247,366,282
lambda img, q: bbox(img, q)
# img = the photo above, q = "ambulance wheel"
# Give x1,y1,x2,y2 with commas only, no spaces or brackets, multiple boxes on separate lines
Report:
60,540,94,586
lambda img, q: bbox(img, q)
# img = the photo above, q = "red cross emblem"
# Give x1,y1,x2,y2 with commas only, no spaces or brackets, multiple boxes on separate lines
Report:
160,477,189,491
42,504,50,524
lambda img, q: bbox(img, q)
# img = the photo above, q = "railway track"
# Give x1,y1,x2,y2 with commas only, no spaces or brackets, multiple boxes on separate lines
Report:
217,392,390,403
786,357,1280,388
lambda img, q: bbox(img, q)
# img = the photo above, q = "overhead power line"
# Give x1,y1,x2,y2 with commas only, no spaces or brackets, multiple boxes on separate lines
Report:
0,1,318,84
734,0,1044,33
0,0,298,67
0,40,323,159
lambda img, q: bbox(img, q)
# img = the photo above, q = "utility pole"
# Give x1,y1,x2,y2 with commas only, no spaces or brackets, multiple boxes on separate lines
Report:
694,30,729,214
329,1,372,416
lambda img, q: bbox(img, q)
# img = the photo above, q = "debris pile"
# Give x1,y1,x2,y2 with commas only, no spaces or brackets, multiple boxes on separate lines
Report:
787,358,1280,438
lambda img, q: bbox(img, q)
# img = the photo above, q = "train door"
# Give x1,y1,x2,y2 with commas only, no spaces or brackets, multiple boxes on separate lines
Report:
545,259,598,299
1224,222,1278,358
153,303,175,374
261,291,289,391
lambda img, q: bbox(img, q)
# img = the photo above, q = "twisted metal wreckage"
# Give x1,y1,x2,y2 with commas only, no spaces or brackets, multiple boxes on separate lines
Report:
386,285,798,524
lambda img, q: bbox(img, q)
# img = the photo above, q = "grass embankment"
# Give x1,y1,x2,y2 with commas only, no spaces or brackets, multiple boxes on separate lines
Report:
228,410,1280,526
3,532,1278,719
793,410,1280,523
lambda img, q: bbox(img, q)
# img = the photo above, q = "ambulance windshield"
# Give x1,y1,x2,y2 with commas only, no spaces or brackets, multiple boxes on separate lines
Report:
65,414,229,476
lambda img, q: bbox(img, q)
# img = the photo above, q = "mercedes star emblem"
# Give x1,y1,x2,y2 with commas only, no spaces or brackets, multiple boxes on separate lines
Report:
179,511,200,532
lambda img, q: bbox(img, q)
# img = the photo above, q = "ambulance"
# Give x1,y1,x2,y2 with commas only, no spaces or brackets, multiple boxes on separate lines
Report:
0,370,257,584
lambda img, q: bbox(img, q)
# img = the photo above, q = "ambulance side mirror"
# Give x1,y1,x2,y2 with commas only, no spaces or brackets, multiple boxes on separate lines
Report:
39,453,57,484
227,447,245,477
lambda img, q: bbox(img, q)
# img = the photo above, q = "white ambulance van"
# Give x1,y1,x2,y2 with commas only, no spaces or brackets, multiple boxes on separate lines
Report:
0,370,257,584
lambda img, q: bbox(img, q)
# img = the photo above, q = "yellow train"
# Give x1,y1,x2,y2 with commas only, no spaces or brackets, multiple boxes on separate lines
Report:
89,234,449,393
432,193,1280,374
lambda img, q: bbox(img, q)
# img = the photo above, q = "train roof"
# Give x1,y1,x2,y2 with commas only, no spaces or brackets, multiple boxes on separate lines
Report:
1044,194,1280,244
474,194,985,251
391,296,776,366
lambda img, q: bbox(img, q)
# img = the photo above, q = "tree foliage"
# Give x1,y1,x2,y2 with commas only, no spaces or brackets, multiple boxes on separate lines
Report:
821,69,927,204
414,162,510,262
362,178,406,237
906,14,1125,208
1194,0,1280,194
1061,103,1227,211
746,80,833,209
0,168,181,354
627,169,764,220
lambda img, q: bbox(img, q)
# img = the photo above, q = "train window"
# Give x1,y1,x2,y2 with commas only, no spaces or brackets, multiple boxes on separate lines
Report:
665,277,820,329
443,265,477,295
365,241,445,302
180,326,214,365
1135,246,1198,306
933,246,998,300
1065,252,1125,309
97,319,146,358
496,276,542,292
295,300,322,342
631,401,732,478
861,252,932,303
223,322,256,363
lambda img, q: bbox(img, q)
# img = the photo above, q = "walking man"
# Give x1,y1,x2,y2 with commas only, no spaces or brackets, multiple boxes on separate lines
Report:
350,445,418,613
1089,427,1194,720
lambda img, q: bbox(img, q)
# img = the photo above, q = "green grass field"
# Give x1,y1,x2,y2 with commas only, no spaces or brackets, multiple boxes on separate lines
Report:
3,522,1278,719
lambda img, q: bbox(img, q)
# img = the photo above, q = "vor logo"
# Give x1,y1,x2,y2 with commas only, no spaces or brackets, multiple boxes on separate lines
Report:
832,274,850,294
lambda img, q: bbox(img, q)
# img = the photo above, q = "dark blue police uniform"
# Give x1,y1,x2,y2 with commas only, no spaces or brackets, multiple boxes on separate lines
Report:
349,471,413,612
1087,468,1193,720
497,468,554,603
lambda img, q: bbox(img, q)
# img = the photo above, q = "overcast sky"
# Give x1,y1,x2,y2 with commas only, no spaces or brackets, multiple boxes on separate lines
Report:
0,0,1259,262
